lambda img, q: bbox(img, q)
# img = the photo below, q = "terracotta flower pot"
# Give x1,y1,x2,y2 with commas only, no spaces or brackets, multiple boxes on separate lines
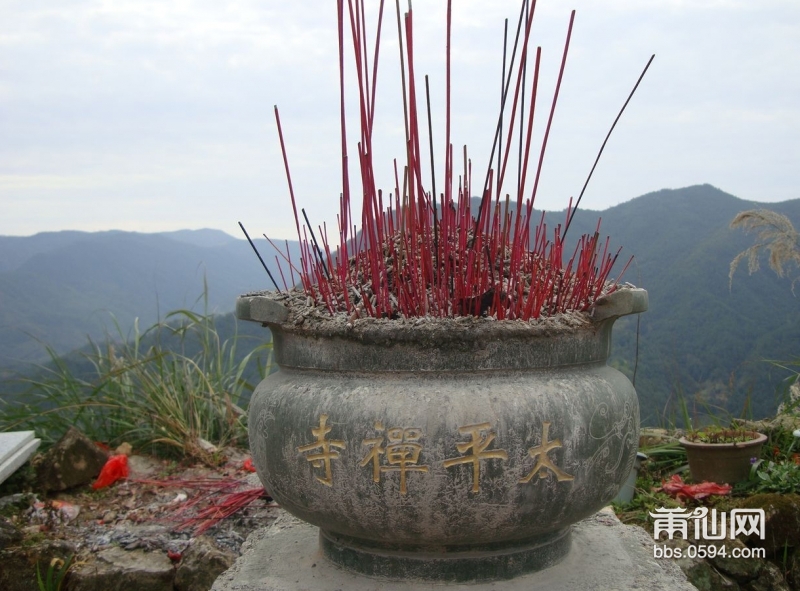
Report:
237,288,647,582
679,431,767,484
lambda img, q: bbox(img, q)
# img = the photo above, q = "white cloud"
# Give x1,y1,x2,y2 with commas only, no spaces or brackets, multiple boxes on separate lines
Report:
1,0,799,237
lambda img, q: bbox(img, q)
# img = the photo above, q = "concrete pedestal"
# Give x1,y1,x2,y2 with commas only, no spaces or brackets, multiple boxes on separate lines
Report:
212,508,697,591
0,431,40,486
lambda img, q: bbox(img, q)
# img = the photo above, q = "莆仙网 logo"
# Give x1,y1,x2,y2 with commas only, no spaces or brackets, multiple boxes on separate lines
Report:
649,507,765,540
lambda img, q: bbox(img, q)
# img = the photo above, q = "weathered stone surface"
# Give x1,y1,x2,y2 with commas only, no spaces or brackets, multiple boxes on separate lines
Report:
749,561,791,591
244,290,648,581
787,550,800,591
35,427,108,492
740,493,800,554
127,454,165,479
663,536,794,591
664,538,740,591
67,546,174,591
174,535,236,591
640,427,675,448
708,538,763,582
212,510,697,591
0,539,76,591
0,492,35,513
0,517,22,550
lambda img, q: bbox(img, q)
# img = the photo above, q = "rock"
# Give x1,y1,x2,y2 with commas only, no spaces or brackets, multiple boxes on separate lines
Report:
740,493,800,555
196,438,218,454
640,427,675,448
102,524,174,553
115,442,133,456
707,538,764,584
0,539,76,591
127,454,164,479
0,492,36,514
663,527,793,591
0,518,22,550
35,428,108,493
662,538,740,591
787,551,800,591
771,414,800,435
734,414,800,440
102,510,117,522
67,546,174,591
174,536,236,591
748,561,791,591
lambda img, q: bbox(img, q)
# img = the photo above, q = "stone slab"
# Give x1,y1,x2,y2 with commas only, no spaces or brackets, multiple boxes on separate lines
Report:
212,508,697,591
0,431,41,486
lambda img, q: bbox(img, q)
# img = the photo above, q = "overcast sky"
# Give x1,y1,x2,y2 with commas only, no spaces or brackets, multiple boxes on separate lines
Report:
2,0,799,240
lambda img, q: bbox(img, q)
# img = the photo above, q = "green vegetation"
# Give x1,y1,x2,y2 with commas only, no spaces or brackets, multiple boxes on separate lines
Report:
612,441,685,526
746,422,800,494
0,302,272,462
460,186,800,425
0,229,286,366
750,460,800,494
36,554,73,591
617,419,800,531
684,426,762,444
3,186,800,425
593,186,800,424
618,422,792,527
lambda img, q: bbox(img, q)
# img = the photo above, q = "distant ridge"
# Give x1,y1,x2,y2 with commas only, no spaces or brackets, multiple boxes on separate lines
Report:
0,229,296,367
1,185,799,424
157,229,240,248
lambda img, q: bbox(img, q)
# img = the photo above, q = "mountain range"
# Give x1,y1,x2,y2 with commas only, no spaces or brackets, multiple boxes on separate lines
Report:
0,228,295,368
1,184,798,425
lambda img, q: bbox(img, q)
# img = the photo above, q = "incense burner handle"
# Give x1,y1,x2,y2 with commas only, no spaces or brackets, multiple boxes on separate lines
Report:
590,288,648,322
236,294,289,326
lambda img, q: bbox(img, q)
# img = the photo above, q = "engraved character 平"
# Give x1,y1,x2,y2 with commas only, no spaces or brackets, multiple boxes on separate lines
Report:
443,422,508,493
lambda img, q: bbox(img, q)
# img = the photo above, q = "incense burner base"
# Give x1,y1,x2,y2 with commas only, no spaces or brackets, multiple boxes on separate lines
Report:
319,527,571,582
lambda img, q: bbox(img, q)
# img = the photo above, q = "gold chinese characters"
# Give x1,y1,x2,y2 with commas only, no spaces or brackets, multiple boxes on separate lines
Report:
518,421,574,483
443,423,508,493
297,415,573,493
360,423,429,495
296,414,346,486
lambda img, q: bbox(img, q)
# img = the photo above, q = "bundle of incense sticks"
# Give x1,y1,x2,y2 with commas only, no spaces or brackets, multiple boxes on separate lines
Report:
262,1,646,320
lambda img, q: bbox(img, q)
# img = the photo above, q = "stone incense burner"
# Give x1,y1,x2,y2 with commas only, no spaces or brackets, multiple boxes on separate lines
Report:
237,287,647,582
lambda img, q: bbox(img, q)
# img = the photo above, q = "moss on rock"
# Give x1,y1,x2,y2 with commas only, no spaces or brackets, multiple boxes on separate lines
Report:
740,493,800,554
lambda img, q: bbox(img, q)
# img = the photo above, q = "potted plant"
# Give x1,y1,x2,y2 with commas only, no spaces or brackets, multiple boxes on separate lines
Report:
238,2,650,583
679,426,767,485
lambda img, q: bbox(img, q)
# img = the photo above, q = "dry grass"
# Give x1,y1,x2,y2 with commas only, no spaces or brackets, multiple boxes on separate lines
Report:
0,305,271,464
729,209,800,292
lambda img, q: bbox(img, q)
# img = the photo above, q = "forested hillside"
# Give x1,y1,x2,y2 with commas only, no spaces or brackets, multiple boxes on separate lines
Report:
563,185,800,424
1,185,798,424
